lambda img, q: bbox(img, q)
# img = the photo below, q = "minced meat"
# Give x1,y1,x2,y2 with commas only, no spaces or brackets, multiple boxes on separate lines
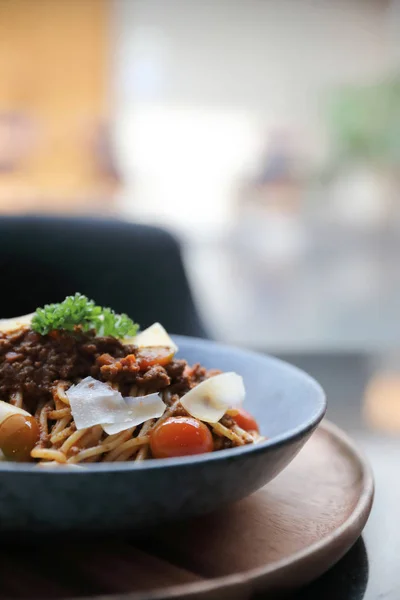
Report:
0,328,192,412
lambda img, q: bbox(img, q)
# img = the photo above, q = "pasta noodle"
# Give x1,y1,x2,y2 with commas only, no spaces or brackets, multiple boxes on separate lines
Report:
25,381,259,465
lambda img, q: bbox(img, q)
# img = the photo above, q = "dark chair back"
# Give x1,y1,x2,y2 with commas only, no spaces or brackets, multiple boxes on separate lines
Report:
0,216,207,338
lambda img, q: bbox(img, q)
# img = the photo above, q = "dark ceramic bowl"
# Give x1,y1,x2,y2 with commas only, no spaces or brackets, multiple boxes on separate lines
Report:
0,337,326,534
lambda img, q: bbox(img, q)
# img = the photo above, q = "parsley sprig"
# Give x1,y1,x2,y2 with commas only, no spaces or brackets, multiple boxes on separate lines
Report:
31,293,139,338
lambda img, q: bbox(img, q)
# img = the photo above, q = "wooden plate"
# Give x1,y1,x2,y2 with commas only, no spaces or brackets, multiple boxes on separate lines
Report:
0,420,373,600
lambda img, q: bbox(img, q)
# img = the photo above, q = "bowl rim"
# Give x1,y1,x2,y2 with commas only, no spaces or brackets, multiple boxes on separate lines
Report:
0,336,326,473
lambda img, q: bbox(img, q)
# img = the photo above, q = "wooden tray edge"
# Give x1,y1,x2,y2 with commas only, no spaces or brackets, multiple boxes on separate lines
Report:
80,420,375,600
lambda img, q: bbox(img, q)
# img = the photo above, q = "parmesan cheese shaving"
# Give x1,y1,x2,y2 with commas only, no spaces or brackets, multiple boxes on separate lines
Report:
180,372,245,423
0,400,31,426
66,377,131,431
125,322,178,353
102,393,166,435
66,377,167,434
0,313,33,333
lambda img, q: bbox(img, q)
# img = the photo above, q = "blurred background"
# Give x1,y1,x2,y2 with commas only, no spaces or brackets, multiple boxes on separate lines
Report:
1,0,400,435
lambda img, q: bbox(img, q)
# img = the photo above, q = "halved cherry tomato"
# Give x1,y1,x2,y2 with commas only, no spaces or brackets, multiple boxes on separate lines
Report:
0,414,39,462
229,408,259,433
136,347,174,370
150,416,213,459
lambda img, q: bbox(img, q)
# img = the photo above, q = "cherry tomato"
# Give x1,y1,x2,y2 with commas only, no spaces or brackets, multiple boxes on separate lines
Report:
229,408,259,433
137,347,174,370
0,414,39,462
150,416,213,459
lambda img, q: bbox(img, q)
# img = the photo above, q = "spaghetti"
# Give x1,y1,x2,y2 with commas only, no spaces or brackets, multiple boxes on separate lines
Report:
29,381,259,464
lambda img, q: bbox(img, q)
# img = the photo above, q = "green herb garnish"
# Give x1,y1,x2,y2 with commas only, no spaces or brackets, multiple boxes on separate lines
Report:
31,293,139,338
